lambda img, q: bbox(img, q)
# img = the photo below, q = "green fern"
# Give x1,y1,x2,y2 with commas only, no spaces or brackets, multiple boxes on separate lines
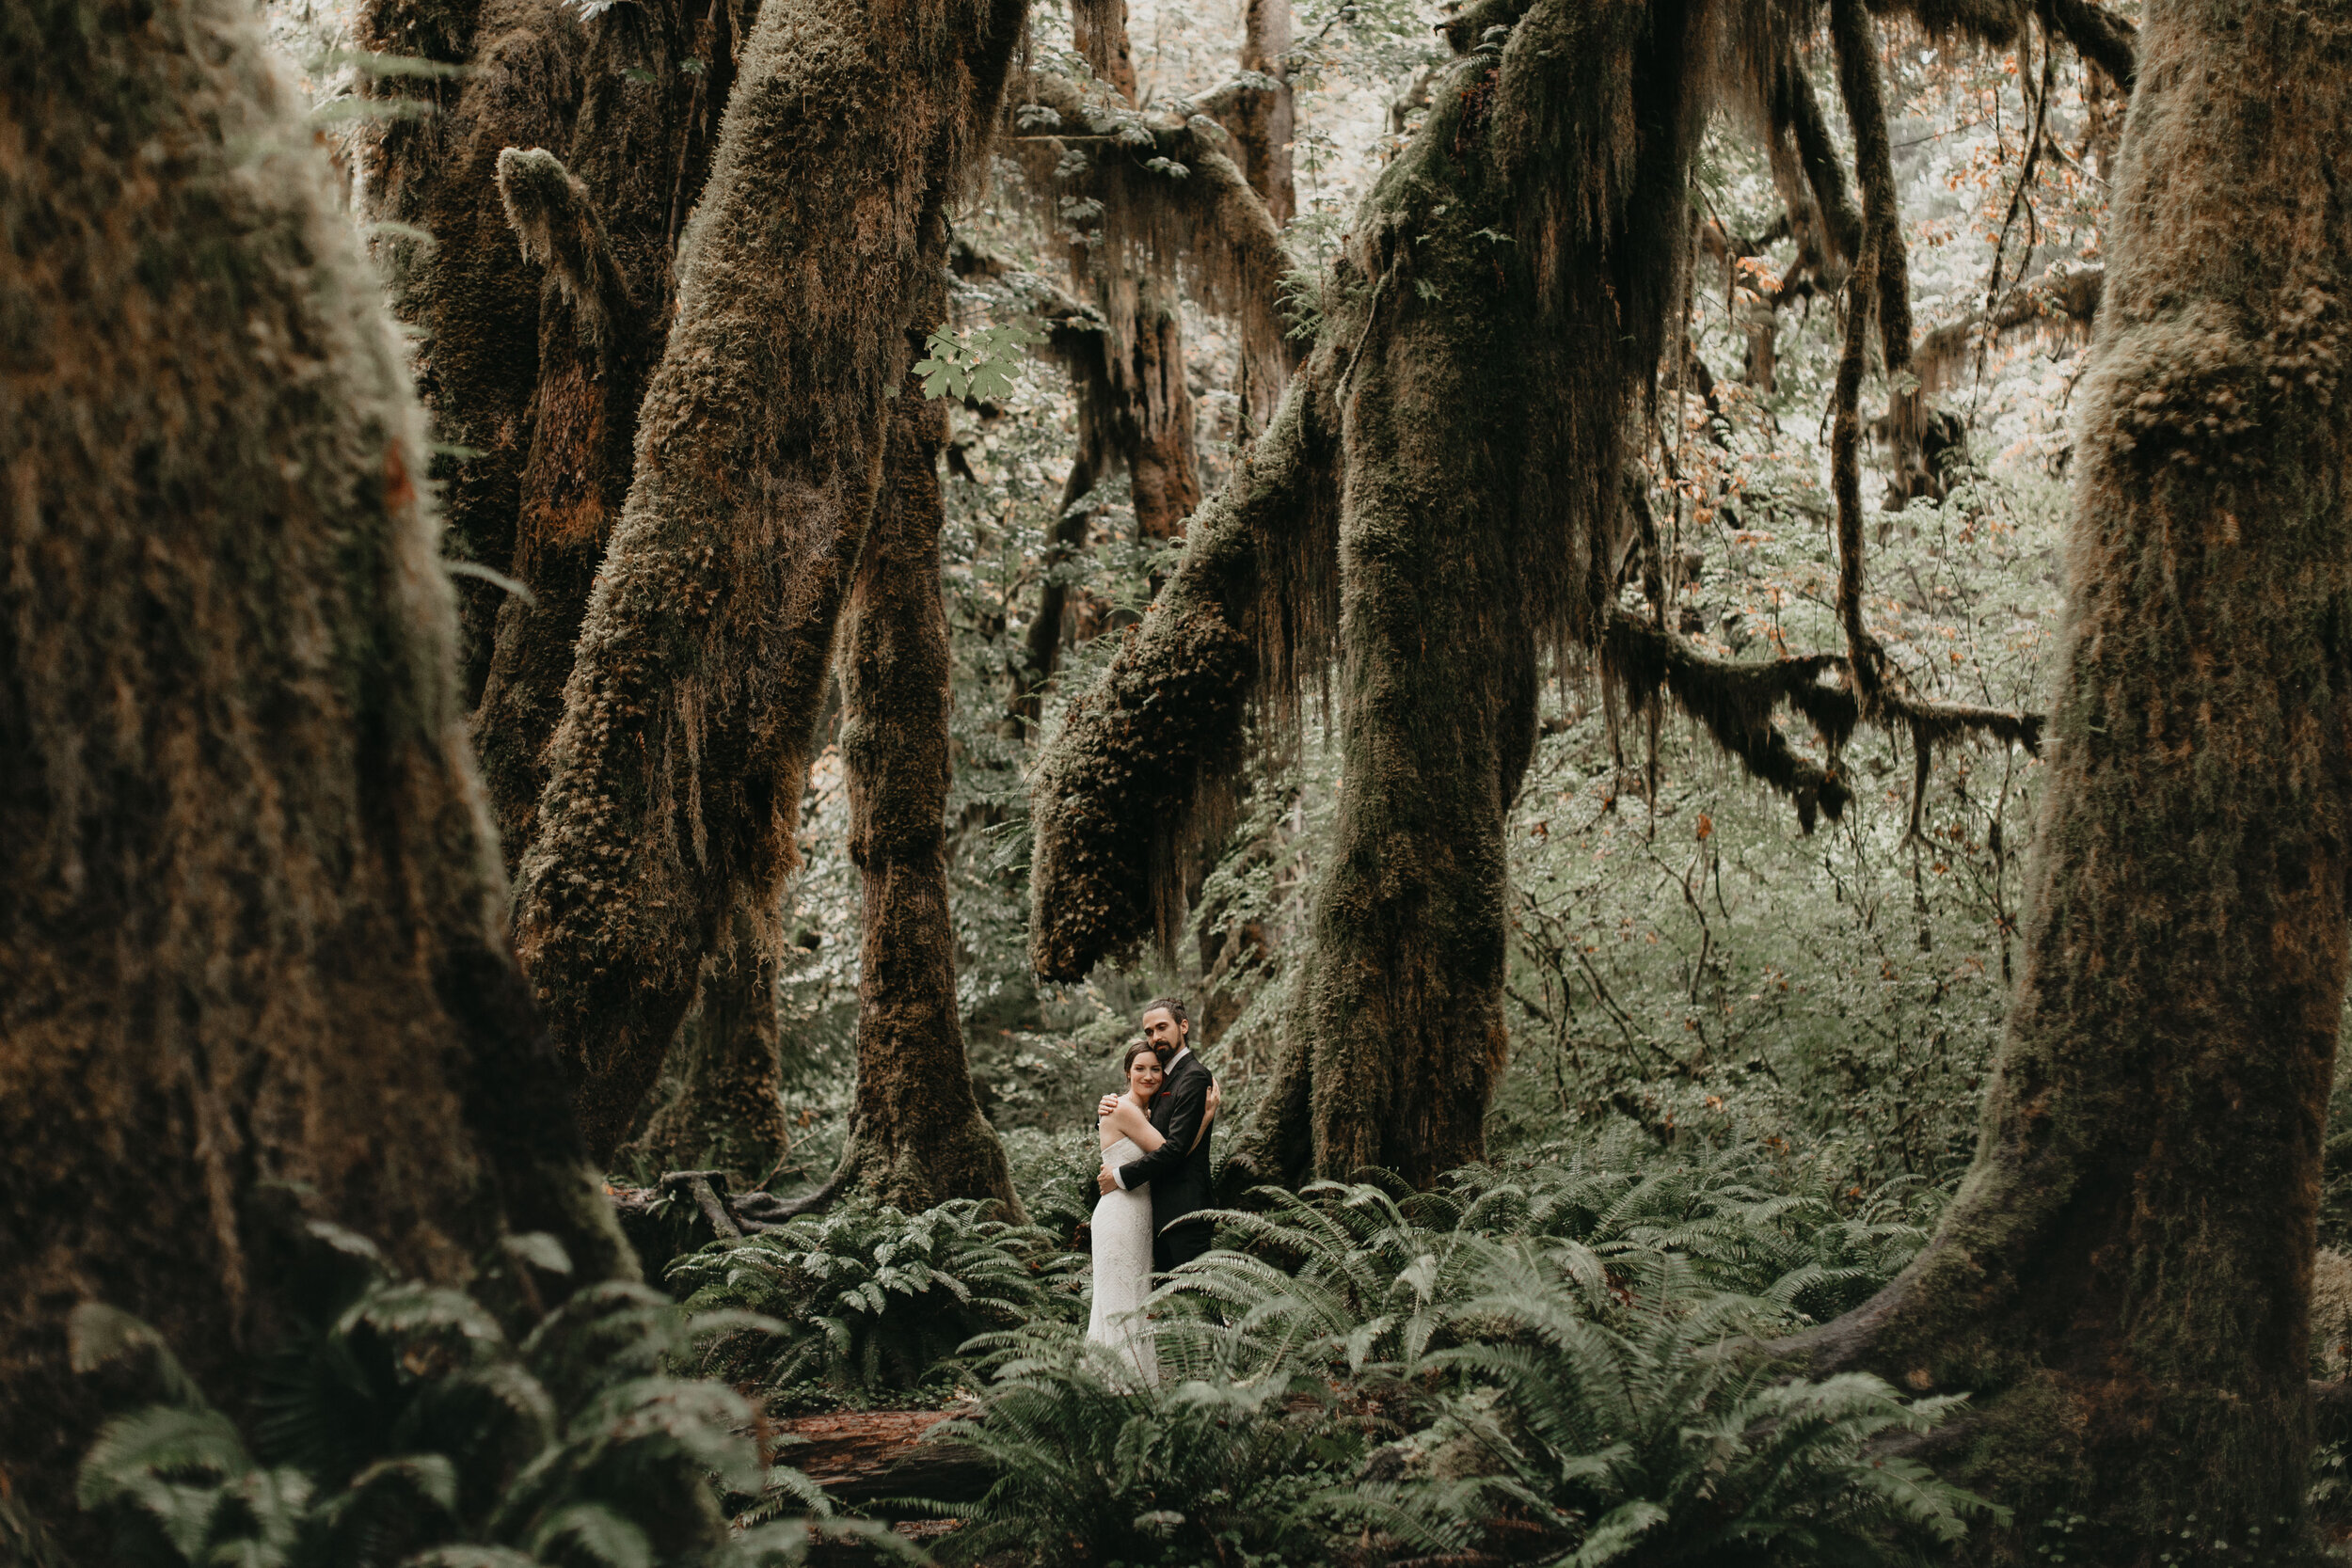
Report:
667,1199,1082,1407
66,1226,861,1568
1427,1253,2003,1565
913,1165,1991,1567
919,1320,1473,1567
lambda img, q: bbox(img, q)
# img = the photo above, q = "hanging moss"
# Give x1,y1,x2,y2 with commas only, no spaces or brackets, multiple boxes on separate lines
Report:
1014,69,1297,420
1601,615,1854,830
1027,359,1343,980
512,0,1029,1163
1783,0,2352,1549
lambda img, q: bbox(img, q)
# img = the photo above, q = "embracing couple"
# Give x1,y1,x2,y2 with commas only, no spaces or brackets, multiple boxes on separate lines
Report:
1086,996,1222,1383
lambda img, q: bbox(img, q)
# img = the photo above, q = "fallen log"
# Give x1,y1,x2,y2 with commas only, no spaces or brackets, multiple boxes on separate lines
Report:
779,1406,993,1508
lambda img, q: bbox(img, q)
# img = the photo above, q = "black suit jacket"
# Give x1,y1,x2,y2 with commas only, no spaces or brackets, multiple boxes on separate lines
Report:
1116,1052,1214,1262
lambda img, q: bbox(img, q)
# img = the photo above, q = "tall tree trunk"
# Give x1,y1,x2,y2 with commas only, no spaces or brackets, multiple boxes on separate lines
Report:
1030,0,1719,1186
1223,0,1296,229
1788,0,2352,1549
0,0,625,1545
829,342,1023,1216
629,896,792,1182
512,0,1028,1163
471,0,739,867
1118,276,1203,546
360,0,585,705
1261,0,1712,1187
472,147,653,871
470,6,800,1172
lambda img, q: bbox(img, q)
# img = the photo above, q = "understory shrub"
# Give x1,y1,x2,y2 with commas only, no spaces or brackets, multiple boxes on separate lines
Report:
920,1323,1470,1568
995,1126,1105,1244
920,1169,1989,1566
1427,1253,2000,1564
666,1198,1082,1410
63,1225,856,1568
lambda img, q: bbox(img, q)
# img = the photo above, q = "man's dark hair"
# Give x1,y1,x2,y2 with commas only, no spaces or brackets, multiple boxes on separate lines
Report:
1140,995,1189,1033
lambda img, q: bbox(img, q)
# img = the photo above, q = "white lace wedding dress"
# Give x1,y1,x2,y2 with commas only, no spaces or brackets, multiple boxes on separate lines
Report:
1088,1133,1158,1385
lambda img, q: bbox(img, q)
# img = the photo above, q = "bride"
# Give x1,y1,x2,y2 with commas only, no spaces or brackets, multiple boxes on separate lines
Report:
1088,1041,1218,1383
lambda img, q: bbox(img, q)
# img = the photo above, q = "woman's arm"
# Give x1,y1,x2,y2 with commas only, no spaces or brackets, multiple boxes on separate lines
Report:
1110,1098,1167,1151
1187,1081,1222,1151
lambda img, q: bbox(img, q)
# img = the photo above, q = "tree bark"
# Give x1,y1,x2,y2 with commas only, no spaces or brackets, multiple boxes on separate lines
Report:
0,0,625,1545
510,0,1028,1163
1783,0,2352,1550
1033,0,1718,1186
360,0,586,705
472,146,653,872
470,0,738,869
829,352,1023,1216
780,1409,992,1505
1116,276,1203,546
628,896,792,1182
1226,0,1297,229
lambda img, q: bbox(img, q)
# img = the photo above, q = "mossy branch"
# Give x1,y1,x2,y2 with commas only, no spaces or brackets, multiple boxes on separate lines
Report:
1602,612,2042,835
2043,0,2138,88
1027,364,1338,981
1773,50,1862,266
1014,70,1295,394
1603,613,1854,831
1915,260,2103,398
495,146,634,351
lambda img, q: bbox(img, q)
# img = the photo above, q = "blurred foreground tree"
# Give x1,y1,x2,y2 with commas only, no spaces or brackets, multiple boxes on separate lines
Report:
0,0,625,1546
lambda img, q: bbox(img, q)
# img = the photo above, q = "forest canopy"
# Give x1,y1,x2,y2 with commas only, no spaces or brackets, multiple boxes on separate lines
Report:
6,0,2351,1561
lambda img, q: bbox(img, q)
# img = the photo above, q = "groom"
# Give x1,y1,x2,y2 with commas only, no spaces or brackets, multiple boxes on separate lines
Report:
1096,996,1216,1274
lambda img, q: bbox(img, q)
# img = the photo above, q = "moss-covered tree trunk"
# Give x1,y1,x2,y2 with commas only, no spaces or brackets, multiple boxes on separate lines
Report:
0,0,625,1544
629,895,792,1182
1031,0,1718,1187
359,0,584,704
1222,0,1296,228
472,145,652,869
829,347,1023,1215
512,0,1027,1162
471,0,739,865
1120,277,1204,545
1788,0,2352,1549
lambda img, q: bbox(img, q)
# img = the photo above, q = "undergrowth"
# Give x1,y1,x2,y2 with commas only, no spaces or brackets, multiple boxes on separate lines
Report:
58,1224,866,1568
905,1142,1995,1566
666,1198,1083,1413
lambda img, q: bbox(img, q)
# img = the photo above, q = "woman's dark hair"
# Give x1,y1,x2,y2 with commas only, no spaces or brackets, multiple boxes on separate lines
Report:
1121,1039,1164,1074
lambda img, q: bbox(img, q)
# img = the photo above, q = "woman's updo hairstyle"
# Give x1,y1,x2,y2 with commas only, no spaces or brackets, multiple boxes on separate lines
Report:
1121,1039,1163,1074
